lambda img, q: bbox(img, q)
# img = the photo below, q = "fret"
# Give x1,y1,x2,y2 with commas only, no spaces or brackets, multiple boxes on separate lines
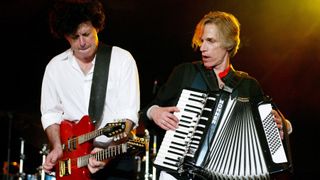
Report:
76,143,127,168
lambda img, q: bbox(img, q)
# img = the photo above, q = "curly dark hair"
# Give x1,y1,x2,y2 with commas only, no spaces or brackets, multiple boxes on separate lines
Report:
49,0,105,38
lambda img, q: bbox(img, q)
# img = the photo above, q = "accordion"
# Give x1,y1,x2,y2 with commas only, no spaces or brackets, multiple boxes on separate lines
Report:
153,88,292,179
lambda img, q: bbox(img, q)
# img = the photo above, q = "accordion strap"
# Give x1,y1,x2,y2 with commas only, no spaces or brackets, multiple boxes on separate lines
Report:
89,43,112,127
193,61,219,92
221,65,245,93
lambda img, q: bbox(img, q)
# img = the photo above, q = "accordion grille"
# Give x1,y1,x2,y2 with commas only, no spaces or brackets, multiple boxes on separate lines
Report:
204,98,269,179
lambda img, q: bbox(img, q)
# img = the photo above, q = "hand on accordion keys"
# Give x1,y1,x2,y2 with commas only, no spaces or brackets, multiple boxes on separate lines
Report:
271,109,284,139
271,109,293,139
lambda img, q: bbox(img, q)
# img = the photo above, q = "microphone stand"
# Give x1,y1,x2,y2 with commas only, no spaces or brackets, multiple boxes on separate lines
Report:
135,155,142,179
151,80,158,180
18,138,25,180
144,129,150,180
39,144,49,180
5,112,13,180
144,129,158,180
152,134,157,180
142,79,159,180
150,80,159,180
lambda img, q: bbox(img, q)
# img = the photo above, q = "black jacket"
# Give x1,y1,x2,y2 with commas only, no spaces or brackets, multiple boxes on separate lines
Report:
141,60,264,132
139,61,265,179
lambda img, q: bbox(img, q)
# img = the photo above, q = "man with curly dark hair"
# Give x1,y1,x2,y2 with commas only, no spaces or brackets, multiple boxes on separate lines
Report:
40,0,140,179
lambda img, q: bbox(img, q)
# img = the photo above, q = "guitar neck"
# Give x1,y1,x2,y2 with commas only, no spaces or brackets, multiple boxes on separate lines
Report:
76,143,128,168
77,128,105,144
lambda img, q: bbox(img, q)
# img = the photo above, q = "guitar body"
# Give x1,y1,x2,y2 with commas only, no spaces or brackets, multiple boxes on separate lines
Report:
56,115,94,180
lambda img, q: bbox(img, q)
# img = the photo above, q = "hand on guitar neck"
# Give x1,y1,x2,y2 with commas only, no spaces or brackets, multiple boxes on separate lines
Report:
58,133,146,179
88,133,146,174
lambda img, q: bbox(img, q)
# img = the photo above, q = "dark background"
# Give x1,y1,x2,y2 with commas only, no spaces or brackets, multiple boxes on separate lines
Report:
0,0,319,179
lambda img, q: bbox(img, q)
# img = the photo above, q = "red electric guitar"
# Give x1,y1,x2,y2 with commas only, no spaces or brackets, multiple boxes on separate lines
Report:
56,115,126,179
56,136,146,180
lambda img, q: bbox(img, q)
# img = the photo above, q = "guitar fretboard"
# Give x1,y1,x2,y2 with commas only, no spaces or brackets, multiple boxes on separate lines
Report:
77,143,128,168
67,121,125,150
78,128,105,144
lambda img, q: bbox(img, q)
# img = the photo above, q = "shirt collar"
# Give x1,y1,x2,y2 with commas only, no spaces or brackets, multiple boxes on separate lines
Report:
218,65,231,78
68,49,96,75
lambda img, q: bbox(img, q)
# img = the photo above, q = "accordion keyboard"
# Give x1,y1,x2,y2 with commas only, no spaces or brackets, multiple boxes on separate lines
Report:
154,89,215,171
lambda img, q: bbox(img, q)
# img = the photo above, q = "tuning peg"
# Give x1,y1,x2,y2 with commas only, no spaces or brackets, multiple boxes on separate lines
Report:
113,135,119,141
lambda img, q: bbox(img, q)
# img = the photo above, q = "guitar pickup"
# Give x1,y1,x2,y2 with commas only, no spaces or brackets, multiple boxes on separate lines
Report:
59,158,71,177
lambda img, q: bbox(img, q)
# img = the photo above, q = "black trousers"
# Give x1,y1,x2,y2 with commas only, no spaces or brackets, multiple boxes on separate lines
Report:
91,155,137,180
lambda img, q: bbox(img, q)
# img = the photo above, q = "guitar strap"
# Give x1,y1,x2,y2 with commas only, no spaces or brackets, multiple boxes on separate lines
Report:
89,43,112,127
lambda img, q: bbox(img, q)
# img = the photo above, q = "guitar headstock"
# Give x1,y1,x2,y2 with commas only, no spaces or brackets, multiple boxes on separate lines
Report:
40,144,49,156
103,121,126,137
127,136,146,155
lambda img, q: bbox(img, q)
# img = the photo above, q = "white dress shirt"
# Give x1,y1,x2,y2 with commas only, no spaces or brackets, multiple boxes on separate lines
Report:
41,46,140,144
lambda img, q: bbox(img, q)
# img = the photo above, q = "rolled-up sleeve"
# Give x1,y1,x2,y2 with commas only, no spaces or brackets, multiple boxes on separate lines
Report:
117,50,140,127
40,64,63,130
